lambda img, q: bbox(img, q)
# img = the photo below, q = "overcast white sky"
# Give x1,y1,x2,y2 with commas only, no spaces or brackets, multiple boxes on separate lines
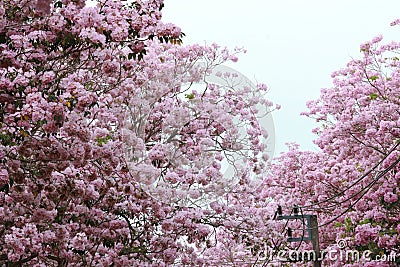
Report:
162,0,400,155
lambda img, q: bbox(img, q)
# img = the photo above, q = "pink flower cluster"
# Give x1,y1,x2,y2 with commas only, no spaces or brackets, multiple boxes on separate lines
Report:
263,20,400,267
0,0,278,266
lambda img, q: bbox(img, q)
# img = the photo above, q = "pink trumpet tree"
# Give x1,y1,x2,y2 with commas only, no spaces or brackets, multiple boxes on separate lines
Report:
263,21,400,266
0,0,280,266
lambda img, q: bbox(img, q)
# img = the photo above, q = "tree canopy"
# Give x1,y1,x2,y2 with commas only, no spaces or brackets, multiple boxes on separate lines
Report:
2,0,400,266
263,22,400,267
0,0,280,265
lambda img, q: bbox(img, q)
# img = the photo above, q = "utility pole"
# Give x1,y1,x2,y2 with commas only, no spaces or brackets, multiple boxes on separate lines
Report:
275,205,321,267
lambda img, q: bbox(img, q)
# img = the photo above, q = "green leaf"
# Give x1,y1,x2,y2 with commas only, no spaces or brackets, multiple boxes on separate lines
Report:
54,115,63,125
334,222,344,228
369,75,379,81
369,93,378,100
344,217,354,234
38,119,47,126
96,134,113,145
48,94,57,102
185,93,195,100
0,132,13,146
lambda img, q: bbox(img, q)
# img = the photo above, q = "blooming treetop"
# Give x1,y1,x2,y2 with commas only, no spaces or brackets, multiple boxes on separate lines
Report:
0,0,280,266
262,20,400,267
